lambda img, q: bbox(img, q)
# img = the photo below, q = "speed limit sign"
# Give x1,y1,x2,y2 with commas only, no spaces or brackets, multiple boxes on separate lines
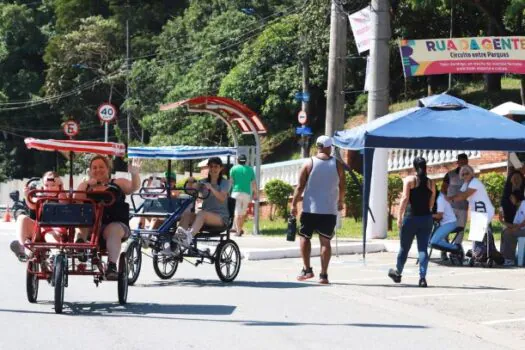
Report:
97,103,117,123
63,120,79,138
297,110,307,125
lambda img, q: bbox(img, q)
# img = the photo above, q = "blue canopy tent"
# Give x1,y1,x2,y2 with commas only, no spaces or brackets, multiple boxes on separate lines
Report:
333,93,525,259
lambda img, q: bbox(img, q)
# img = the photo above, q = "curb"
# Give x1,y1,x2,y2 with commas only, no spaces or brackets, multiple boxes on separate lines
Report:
241,242,387,261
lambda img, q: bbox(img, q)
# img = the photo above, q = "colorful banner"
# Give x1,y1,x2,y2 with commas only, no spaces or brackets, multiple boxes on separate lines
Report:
400,36,525,77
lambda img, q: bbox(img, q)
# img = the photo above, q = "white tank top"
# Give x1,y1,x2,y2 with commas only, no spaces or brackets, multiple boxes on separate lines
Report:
302,156,339,215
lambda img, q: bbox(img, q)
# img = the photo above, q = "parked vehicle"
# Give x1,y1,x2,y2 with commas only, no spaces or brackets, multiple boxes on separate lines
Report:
9,178,40,220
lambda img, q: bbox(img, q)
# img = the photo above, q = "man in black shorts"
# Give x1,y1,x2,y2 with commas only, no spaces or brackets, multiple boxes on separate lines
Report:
291,135,345,284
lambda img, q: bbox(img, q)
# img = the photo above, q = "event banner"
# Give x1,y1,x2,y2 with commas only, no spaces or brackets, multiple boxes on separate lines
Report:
400,36,525,77
348,7,371,53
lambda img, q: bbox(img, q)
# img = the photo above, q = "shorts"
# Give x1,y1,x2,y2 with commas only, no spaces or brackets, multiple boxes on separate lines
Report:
101,221,131,241
299,212,337,240
231,192,251,216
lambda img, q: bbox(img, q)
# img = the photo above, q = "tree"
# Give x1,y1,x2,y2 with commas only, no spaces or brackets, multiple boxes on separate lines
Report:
479,172,506,213
387,174,403,230
264,179,294,220
43,16,125,137
344,170,363,222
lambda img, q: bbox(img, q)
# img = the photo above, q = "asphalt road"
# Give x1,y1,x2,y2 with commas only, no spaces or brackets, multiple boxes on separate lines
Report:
0,226,524,350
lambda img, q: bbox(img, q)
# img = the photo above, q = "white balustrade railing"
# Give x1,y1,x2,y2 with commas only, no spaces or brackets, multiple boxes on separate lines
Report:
259,158,305,189
387,149,481,171
257,150,483,190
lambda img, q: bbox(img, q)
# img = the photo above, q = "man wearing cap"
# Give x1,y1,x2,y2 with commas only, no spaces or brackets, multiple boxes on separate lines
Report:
442,153,469,255
230,154,257,236
291,135,345,284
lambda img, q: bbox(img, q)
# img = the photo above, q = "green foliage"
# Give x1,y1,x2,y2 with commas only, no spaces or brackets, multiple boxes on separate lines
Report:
387,174,403,229
351,94,368,115
264,179,294,220
479,172,506,211
344,170,363,221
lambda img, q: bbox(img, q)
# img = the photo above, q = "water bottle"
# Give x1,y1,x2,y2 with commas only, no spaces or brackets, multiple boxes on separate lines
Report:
286,215,297,242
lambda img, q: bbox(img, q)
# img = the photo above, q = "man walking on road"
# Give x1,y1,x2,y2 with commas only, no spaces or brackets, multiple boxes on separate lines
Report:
291,135,345,284
230,154,257,236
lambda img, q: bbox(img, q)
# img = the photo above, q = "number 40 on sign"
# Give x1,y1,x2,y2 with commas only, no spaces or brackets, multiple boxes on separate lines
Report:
97,103,117,123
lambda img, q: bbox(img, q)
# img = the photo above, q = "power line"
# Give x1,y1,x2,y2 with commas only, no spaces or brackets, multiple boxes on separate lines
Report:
0,1,310,113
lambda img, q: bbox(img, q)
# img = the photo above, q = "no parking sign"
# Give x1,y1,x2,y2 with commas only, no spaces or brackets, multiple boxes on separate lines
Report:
63,120,79,138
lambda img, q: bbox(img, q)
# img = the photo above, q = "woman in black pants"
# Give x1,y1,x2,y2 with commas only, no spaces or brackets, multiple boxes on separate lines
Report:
389,157,436,287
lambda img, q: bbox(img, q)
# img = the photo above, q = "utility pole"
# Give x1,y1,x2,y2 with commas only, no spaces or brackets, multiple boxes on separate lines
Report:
367,0,391,239
448,0,454,90
126,2,131,146
325,0,347,137
301,58,310,158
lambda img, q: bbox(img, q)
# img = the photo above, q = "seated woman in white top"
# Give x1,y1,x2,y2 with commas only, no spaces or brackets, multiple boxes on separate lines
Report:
448,165,494,221
430,184,460,253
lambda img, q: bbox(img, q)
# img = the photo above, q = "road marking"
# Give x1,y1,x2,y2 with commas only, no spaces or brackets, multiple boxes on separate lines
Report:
389,288,525,300
482,317,525,325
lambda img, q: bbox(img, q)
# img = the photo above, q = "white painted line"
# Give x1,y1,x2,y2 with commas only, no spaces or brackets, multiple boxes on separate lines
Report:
482,317,525,325
389,288,525,300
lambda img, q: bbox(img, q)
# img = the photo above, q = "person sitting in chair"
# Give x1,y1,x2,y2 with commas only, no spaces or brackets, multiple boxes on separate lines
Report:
430,184,462,256
74,155,141,279
176,157,231,247
10,171,67,261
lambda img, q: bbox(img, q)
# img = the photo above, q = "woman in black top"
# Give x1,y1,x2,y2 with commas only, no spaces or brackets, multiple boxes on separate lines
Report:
501,170,525,225
75,155,141,279
389,157,436,287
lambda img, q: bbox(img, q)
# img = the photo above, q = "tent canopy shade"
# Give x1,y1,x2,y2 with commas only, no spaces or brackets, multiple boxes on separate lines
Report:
333,93,525,259
490,101,525,116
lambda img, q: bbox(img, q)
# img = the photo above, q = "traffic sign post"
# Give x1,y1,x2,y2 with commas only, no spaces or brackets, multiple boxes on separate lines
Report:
63,120,79,139
97,103,117,142
297,110,307,125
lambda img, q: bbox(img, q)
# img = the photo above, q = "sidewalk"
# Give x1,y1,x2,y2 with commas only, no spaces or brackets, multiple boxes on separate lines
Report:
235,235,386,260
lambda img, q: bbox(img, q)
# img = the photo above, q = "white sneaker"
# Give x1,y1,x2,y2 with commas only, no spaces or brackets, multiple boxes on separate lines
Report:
175,227,193,247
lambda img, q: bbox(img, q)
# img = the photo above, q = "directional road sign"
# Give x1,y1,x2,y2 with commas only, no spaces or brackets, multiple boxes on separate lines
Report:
295,126,313,136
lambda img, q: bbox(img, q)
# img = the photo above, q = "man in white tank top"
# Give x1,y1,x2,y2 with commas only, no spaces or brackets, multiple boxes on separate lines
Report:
291,135,345,284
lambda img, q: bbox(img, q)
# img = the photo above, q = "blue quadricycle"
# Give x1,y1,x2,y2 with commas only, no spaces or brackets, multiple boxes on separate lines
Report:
126,146,241,285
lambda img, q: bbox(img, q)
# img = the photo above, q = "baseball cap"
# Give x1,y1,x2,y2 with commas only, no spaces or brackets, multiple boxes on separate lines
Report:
316,135,333,148
238,154,247,163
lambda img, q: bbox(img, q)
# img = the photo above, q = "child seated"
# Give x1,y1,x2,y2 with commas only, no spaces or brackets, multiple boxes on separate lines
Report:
430,188,461,254
10,171,66,261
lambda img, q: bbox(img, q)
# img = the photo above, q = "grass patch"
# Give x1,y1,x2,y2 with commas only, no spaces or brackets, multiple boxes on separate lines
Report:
388,77,522,114
244,217,401,239
245,217,504,241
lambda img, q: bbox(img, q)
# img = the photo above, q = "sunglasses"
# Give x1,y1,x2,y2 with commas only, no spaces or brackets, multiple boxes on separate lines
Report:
45,177,57,183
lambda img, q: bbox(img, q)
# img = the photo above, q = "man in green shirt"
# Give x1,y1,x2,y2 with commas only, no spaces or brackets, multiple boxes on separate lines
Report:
230,154,258,236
